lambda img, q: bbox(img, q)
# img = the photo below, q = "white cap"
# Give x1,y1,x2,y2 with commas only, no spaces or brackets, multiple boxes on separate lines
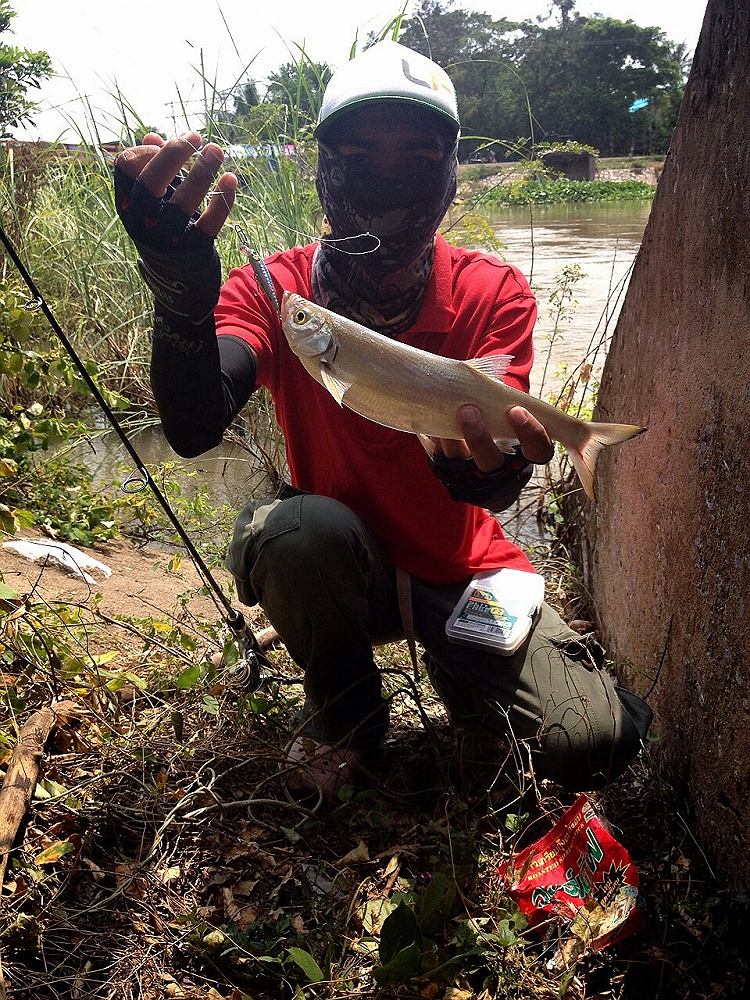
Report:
315,41,460,140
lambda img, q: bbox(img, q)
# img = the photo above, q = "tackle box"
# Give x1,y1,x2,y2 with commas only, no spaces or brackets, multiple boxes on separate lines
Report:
445,567,545,656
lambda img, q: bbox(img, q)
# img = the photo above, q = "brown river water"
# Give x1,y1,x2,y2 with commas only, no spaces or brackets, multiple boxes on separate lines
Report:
79,200,652,545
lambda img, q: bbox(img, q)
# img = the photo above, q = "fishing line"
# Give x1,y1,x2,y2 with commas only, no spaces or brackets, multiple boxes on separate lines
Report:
0,222,269,668
234,195,382,257
178,133,383,257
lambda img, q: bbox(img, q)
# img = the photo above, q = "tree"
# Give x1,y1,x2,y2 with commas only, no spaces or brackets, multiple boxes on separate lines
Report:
397,0,687,157
398,0,525,158
0,0,52,136
215,56,331,145
264,57,332,123
210,79,266,143
513,5,686,154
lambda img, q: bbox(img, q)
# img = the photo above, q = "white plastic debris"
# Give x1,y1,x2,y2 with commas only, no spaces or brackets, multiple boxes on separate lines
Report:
2,538,112,585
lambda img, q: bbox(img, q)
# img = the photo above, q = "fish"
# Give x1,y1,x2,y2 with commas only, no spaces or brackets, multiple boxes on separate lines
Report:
280,291,644,499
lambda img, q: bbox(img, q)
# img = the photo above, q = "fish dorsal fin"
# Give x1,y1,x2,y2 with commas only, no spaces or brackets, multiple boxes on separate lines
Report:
465,354,514,383
320,363,352,406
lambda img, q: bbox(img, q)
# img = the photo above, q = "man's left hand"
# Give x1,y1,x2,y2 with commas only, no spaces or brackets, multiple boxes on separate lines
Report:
435,404,555,471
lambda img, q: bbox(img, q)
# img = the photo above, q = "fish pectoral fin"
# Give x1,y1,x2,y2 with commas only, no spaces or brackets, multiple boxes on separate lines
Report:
319,363,352,406
465,354,514,383
416,433,436,458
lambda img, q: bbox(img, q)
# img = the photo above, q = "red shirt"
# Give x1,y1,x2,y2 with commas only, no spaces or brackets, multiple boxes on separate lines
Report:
215,234,537,583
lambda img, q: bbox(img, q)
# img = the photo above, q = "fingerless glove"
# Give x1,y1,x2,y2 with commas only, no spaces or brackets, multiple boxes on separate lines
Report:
429,445,533,511
114,165,221,323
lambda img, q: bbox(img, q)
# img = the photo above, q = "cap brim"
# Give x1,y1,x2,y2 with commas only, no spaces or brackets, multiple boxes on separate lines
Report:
314,96,460,141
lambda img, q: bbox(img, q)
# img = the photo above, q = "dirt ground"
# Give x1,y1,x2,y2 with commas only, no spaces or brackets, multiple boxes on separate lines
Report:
0,533,233,620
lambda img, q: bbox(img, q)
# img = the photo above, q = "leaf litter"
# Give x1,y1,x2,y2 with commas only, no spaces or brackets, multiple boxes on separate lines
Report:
0,547,747,1000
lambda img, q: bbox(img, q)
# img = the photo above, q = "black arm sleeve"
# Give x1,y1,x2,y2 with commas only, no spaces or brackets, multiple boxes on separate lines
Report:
150,305,257,458
429,446,534,512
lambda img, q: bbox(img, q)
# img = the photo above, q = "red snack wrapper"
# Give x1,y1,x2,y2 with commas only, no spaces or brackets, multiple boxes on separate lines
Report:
497,794,640,955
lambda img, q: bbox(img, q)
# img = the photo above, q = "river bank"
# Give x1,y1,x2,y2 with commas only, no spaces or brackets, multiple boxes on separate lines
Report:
458,154,664,190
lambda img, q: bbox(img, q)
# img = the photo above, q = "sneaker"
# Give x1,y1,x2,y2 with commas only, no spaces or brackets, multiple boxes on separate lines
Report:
284,736,361,803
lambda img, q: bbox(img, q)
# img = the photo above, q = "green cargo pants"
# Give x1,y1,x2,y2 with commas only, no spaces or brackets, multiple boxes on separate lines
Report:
227,488,652,790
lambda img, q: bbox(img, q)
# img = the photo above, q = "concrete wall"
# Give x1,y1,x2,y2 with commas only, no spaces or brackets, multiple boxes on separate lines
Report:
583,0,750,886
541,151,596,181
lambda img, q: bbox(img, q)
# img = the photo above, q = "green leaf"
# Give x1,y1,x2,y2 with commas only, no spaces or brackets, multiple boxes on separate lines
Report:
379,900,422,966
361,895,397,935
92,651,119,666
201,694,219,716
0,504,18,533
496,917,521,948
14,509,36,528
287,946,325,983
504,811,529,833
417,872,456,934
373,942,422,985
171,710,185,742
0,580,19,601
222,634,239,667
105,674,129,693
176,664,202,689
34,777,68,800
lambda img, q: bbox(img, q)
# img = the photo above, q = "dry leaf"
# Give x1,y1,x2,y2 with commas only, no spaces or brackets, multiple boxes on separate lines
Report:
52,700,81,724
420,984,443,998
235,905,258,931
35,840,75,865
202,928,226,949
222,886,238,916
233,879,258,896
383,854,400,877
337,839,370,866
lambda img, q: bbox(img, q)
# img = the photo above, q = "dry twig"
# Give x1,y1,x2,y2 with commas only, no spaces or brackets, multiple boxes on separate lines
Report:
0,700,78,892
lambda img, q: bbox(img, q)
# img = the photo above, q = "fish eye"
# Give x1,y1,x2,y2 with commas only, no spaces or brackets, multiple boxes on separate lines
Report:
294,309,307,324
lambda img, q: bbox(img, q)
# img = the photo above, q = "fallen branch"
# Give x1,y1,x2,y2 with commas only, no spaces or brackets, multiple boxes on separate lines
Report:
0,700,77,892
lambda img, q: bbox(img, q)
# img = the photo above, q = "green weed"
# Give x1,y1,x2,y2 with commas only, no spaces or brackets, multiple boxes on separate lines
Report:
484,177,655,207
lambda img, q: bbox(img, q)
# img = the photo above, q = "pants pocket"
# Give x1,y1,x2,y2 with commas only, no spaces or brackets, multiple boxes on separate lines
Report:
547,629,607,671
226,494,303,606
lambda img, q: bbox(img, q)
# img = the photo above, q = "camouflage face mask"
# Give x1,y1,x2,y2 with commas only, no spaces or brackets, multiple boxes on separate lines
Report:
311,139,458,336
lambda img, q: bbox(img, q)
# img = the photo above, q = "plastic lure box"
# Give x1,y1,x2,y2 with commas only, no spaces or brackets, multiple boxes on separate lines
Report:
445,567,545,655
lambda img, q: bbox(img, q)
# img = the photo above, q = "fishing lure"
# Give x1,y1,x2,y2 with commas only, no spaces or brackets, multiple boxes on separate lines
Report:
234,224,281,314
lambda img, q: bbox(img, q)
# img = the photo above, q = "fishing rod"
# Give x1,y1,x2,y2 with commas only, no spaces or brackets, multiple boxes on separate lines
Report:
0,220,271,679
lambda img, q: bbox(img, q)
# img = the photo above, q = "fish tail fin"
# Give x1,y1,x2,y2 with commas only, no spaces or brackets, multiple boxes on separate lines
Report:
568,422,645,500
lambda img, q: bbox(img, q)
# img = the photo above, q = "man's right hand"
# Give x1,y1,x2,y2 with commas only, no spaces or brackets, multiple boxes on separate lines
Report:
114,132,238,323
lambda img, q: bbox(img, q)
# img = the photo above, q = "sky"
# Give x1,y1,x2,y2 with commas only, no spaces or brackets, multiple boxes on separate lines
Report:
9,0,710,142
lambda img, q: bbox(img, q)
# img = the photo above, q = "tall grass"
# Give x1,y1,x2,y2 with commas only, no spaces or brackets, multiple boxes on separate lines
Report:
0,48,331,505
1,144,152,398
